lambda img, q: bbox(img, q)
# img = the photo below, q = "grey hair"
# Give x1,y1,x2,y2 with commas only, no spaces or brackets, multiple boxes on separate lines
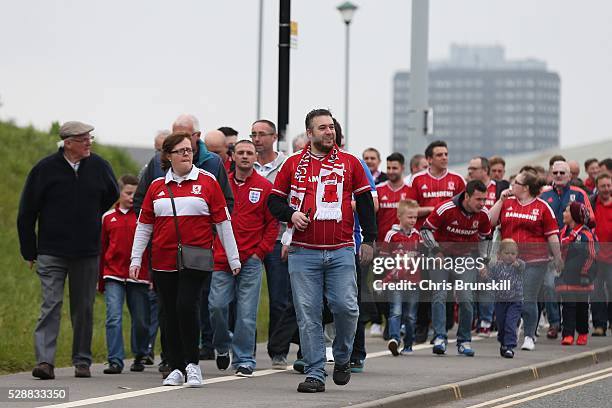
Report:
291,133,308,152
156,129,171,138
174,114,200,132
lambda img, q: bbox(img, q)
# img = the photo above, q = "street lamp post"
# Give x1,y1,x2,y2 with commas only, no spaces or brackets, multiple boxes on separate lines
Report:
337,1,358,149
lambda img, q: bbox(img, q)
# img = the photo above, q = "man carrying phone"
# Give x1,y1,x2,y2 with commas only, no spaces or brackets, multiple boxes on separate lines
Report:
268,109,376,393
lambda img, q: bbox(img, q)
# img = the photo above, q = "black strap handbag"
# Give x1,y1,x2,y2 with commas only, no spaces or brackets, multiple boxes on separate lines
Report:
166,184,214,272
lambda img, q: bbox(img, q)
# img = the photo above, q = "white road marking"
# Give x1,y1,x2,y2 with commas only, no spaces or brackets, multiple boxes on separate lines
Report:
466,368,612,408
39,337,481,407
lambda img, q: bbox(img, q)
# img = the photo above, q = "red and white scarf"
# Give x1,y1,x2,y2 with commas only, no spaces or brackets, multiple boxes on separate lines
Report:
281,142,344,245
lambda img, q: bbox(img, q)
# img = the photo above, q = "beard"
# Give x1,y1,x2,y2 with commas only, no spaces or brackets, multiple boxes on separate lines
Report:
312,140,333,154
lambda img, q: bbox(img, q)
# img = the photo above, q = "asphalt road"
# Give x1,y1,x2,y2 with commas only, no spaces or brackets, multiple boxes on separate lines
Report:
435,360,612,408
1,334,611,408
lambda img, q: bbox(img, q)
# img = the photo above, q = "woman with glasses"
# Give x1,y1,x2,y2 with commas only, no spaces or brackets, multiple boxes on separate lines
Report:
129,132,240,387
489,171,563,352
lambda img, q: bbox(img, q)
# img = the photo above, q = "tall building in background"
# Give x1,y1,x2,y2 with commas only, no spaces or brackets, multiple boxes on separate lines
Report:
393,45,560,164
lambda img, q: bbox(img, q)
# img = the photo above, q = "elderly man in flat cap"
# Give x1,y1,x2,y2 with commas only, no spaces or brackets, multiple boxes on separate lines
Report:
17,121,119,380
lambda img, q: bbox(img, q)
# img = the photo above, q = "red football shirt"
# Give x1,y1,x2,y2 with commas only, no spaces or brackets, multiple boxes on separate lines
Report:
376,181,412,242
499,197,559,263
100,205,149,284
383,226,422,282
214,171,279,272
424,195,492,255
139,166,231,271
595,196,612,263
272,150,371,250
407,169,466,228
484,179,498,210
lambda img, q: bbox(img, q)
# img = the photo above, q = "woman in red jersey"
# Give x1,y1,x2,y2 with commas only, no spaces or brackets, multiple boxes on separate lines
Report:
489,171,563,352
129,132,240,387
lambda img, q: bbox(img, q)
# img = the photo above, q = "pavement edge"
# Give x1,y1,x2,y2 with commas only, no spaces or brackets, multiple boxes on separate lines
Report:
347,345,612,408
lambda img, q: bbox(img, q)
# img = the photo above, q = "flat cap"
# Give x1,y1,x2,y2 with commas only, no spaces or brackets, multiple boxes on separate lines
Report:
59,121,94,139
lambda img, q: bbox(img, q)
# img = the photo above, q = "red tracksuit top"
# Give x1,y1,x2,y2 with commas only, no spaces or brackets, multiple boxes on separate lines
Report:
100,204,150,286
213,171,280,272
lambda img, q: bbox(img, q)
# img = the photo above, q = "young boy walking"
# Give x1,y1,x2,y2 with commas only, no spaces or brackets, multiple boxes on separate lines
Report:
100,175,151,374
486,239,524,358
384,200,422,356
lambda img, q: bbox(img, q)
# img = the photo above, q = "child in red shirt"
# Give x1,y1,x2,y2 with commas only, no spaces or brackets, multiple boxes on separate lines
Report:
100,175,151,374
382,199,422,356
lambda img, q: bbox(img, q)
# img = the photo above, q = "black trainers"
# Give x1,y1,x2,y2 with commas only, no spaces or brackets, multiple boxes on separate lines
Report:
103,362,122,374
159,361,172,378
297,377,325,393
332,362,351,386
74,364,91,378
415,326,428,344
130,358,145,372
235,366,254,377
143,353,155,365
32,362,55,380
216,351,231,370
500,347,514,359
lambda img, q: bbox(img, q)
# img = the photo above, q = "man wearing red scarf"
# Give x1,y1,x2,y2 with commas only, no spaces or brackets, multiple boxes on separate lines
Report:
268,109,376,393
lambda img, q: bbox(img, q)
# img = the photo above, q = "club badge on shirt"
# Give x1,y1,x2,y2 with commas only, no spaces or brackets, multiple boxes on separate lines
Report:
249,190,261,203
191,185,202,195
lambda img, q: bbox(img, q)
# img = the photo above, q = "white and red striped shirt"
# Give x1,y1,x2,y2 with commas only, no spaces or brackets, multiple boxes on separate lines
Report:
138,166,231,271
499,196,559,263
272,150,371,250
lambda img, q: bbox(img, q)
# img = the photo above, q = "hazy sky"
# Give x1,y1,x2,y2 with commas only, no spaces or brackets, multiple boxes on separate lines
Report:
1,0,611,161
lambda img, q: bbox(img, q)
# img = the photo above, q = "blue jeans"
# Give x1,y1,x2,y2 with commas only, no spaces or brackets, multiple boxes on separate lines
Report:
495,301,522,348
522,262,548,338
104,280,151,367
288,246,358,382
388,289,419,346
199,273,214,351
542,263,560,327
147,289,159,355
209,257,263,369
430,261,476,343
264,242,290,340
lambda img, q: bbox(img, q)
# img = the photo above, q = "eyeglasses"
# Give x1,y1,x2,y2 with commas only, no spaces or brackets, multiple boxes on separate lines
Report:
170,147,193,155
552,171,566,175
249,132,275,139
512,180,526,186
69,136,95,143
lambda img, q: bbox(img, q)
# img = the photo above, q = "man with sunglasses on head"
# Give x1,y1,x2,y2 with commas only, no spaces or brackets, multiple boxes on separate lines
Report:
18,121,119,380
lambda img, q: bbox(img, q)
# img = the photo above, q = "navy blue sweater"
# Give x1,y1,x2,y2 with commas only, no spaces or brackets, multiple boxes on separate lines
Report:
17,149,119,260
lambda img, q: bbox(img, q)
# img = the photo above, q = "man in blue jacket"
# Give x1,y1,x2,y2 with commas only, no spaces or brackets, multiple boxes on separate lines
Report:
539,160,594,339
18,121,119,380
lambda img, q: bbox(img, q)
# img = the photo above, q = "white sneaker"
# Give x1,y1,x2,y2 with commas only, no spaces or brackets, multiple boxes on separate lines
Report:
185,363,203,388
369,323,383,337
162,369,185,386
521,336,536,351
326,346,334,363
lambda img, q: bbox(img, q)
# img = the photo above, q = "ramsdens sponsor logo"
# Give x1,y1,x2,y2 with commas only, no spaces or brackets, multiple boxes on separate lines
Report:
445,226,476,235
380,202,400,208
422,191,454,198
504,211,537,221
